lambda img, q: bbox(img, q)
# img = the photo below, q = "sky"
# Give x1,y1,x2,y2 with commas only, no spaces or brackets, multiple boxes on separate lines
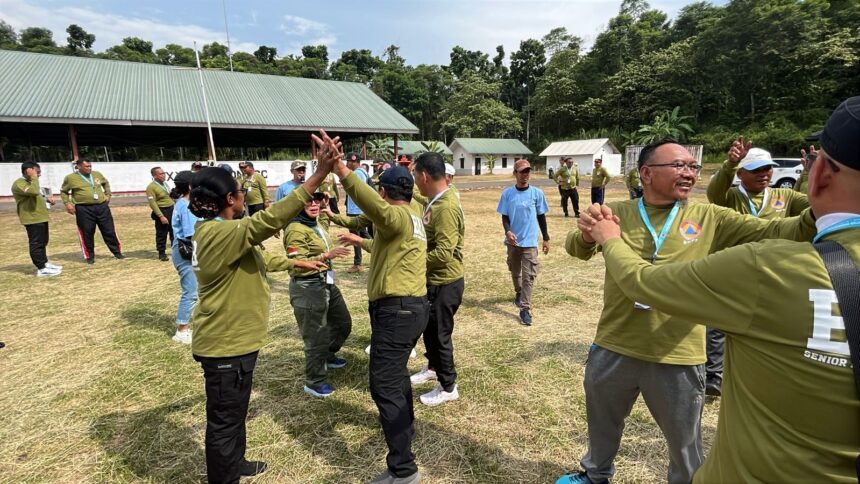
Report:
0,0,722,66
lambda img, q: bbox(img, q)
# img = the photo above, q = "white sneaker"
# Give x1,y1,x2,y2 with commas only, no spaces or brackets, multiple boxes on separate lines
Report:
172,330,192,345
45,262,63,270
366,345,417,358
419,383,459,406
36,266,61,277
410,367,438,385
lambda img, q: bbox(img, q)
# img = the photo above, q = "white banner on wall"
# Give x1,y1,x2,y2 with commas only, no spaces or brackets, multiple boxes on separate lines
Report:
0,160,317,198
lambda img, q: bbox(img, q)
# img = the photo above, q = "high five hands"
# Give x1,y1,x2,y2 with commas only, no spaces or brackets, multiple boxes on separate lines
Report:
577,203,622,245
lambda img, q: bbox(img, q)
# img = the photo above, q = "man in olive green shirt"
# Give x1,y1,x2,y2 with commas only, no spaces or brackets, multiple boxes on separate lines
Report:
408,152,466,407
12,161,62,277
582,96,860,483
590,158,610,205
333,158,428,484
625,166,642,199
60,159,123,263
557,140,817,484
238,161,271,216
146,166,175,261
555,158,580,217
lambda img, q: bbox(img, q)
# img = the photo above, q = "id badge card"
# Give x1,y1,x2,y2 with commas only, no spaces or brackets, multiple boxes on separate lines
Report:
633,301,652,311
93,192,100,200
326,270,335,285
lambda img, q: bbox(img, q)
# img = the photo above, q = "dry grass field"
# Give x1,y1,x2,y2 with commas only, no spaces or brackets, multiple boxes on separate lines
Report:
0,183,719,483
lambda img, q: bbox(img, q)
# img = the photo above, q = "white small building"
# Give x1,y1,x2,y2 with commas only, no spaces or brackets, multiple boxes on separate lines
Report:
540,138,622,176
449,138,532,175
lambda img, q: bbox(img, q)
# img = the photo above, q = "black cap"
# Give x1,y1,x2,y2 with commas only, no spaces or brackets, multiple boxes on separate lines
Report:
821,96,860,171
378,165,413,189
346,152,360,163
174,170,194,184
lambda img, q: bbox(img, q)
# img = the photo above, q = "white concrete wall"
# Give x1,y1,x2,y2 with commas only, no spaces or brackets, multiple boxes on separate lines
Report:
451,150,521,175
0,160,313,198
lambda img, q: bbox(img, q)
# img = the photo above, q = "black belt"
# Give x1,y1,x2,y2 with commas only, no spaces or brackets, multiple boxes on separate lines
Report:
293,272,326,281
370,296,426,308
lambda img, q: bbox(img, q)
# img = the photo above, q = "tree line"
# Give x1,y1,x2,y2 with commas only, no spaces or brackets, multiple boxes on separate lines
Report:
1,0,858,161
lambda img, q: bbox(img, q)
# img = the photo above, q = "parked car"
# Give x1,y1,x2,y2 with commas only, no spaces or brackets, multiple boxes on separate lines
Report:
730,158,803,189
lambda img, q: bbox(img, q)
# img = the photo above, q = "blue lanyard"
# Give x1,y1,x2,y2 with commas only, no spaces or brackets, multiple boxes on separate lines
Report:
79,173,95,187
813,217,860,243
155,181,169,194
738,185,768,218
638,198,680,263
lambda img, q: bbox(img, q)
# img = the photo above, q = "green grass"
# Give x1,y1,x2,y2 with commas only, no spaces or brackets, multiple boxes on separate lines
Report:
0,185,719,483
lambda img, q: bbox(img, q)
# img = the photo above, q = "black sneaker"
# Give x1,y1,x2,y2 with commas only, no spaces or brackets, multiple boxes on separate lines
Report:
514,292,522,308
239,460,268,477
519,309,532,326
86,258,95,265
114,254,125,260
158,252,169,261
706,383,722,397
564,213,570,218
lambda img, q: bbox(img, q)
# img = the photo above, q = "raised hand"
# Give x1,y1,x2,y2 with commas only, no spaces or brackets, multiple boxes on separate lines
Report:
327,246,351,259
727,136,753,164
338,232,365,247
800,145,818,168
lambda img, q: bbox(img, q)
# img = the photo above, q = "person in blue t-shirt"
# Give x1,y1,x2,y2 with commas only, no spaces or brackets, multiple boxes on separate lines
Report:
344,153,372,273
496,159,550,326
170,170,199,345
275,161,306,201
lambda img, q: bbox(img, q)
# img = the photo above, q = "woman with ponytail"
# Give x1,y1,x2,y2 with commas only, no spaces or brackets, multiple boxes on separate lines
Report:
189,131,341,484
170,170,197,345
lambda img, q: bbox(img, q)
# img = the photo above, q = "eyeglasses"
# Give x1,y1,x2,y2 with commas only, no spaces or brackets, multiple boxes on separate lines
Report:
647,162,701,174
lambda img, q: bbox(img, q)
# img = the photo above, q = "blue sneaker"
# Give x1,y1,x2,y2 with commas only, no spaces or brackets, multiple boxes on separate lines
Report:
303,383,334,398
326,356,347,369
556,471,593,484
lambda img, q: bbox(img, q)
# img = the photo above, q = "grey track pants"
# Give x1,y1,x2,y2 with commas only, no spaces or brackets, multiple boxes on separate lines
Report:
580,345,705,484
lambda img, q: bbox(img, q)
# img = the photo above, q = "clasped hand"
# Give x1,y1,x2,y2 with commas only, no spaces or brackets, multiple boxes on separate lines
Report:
577,203,622,245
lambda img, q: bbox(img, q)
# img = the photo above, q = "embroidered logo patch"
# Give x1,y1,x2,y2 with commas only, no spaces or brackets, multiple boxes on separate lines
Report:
771,196,786,211
679,221,702,242
287,247,298,258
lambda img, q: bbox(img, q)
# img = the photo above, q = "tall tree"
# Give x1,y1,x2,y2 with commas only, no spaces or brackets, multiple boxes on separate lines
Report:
0,21,18,48
254,45,278,64
65,24,95,54
541,27,582,58
155,44,196,66
448,46,492,80
20,27,56,49
330,49,382,83
102,37,157,63
382,44,405,67
508,39,546,141
440,73,521,138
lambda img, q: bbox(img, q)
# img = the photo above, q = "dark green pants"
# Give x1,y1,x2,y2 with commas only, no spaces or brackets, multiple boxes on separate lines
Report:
289,276,352,387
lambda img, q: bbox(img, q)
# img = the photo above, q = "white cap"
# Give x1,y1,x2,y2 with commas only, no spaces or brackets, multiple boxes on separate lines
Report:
444,163,456,176
738,148,778,171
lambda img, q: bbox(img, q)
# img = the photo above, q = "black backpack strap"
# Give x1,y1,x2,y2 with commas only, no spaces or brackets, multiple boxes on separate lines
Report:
813,239,860,480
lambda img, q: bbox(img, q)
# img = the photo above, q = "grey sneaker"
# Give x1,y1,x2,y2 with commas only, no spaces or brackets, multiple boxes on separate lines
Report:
369,470,421,484
519,309,533,326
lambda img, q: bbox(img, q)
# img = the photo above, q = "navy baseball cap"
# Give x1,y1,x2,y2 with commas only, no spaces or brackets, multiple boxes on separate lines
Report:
821,96,860,171
378,165,413,189
346,152,361,163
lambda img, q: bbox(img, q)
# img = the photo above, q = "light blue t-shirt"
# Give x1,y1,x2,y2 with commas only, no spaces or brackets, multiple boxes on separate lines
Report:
346,168,370,215
496,185,548,248
275,180,301,201
171,197,199,246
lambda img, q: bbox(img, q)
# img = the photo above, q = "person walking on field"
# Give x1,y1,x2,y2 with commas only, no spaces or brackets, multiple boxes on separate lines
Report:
238,161,271,216
60,159,123,264
580,95,860,483
12,161,62,277
188,133,336,484
555,157,580,217
590,158,610,205
146,166,175,261
497,159,550,327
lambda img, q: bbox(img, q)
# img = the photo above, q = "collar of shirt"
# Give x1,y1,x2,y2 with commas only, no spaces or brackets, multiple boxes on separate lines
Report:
816,212,860,233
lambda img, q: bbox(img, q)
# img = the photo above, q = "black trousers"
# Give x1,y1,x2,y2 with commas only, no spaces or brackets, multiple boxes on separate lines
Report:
368,296,430,477
423,278,464,391
590,186,605,205
347,213,371,266
24,222,49,269
706,328,724,388
194,351,258,484
247,203,265,216
328,198,340,214
152,205,174,254
560,188,580,216
75,203,122,260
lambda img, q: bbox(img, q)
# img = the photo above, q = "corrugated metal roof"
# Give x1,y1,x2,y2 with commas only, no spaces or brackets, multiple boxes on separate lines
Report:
539,138,617,156
386,140,453,155
450,138,532,155
0,49,418,133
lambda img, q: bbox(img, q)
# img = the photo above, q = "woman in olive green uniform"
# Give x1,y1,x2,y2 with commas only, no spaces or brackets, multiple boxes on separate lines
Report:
284,192,353,398
188,145,335,484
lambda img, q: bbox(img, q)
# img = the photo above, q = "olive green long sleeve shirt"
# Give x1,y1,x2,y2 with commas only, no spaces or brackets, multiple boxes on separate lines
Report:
242,171,270,206
554,165,579,190
145,181,174,217
60,171,111,205
422,189,465,285
601,228,860,483
707,160,809,218
283,222,330,278
191,186,310,358
339,171,427,301
565,199,817,365
591,166,610,187
11,176,49,225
